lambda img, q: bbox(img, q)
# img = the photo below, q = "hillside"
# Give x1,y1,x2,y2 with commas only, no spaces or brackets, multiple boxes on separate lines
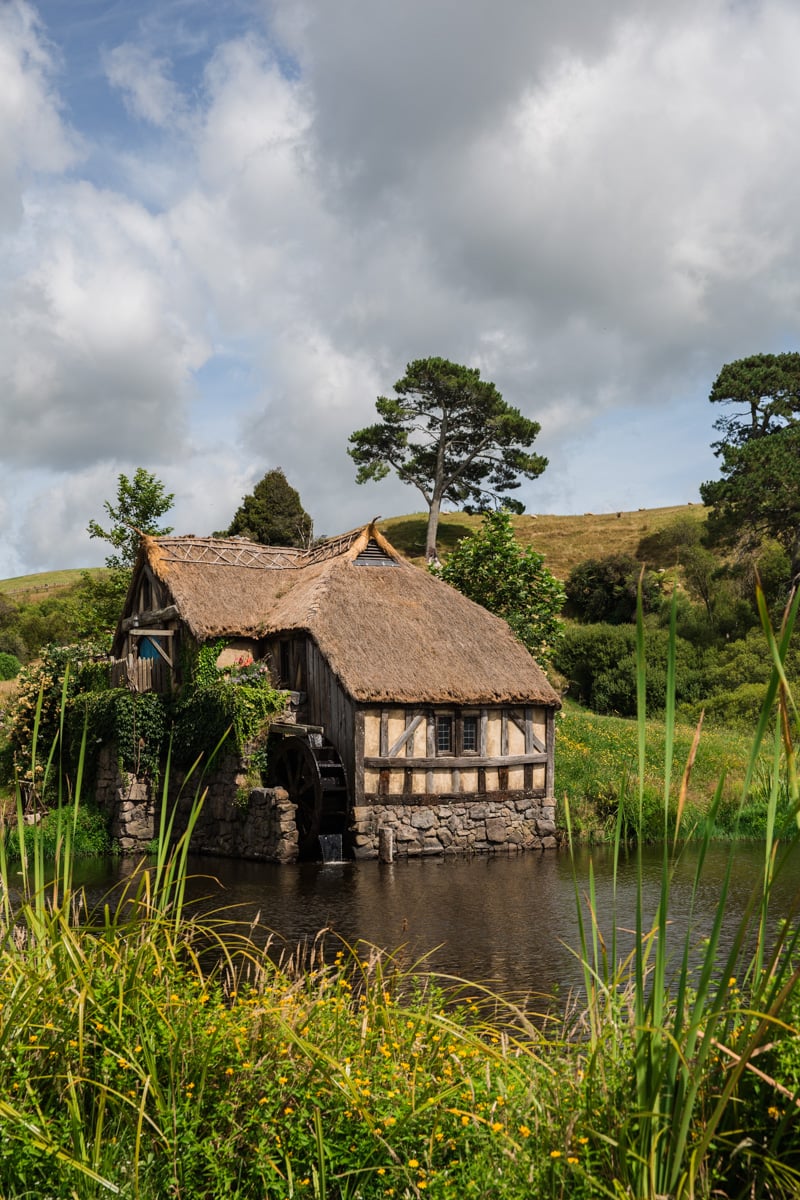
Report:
0,508,705,596
0,568,105,603
380,503,706,580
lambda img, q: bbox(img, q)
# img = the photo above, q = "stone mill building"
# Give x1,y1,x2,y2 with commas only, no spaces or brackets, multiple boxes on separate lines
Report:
111,521,561,861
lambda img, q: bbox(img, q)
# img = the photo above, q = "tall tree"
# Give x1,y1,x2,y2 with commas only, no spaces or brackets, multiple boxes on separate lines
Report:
348,357,547,560
87,468,174,571
700,353,800,579
85,469,174,637
226,468,312,547
432,509,564,661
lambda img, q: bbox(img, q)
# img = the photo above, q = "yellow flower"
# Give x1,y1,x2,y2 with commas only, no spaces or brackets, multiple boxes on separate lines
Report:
225,1067,234,1077
518,1125,531,1138
491,1122,503,1133
284,1106,294,1116
768,1106,781,1120
567,1156,579,1165
577,1136,589,1145
408,1159,419,1169
550,1149,562,1159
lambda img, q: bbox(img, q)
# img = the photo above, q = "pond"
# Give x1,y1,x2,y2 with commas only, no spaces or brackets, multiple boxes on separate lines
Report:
63,839,800,1002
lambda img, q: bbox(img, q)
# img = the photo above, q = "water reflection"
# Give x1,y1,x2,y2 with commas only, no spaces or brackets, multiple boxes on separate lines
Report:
60,840,800,1002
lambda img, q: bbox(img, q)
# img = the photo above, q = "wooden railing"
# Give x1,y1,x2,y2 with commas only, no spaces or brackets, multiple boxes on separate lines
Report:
111,656,172,694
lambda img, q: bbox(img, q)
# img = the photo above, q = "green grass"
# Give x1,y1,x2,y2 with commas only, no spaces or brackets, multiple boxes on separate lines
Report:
2,595,800,1197
555,699,779,842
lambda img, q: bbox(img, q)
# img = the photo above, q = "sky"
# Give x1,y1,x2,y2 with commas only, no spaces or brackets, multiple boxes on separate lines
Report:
1,0,799,577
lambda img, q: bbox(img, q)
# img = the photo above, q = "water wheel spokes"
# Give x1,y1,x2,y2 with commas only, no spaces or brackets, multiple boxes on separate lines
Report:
268,735,324,859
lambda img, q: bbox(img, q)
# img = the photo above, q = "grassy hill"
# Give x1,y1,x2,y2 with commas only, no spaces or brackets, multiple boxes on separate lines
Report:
0,507,706,595
381,503,706,579
0,568,106,603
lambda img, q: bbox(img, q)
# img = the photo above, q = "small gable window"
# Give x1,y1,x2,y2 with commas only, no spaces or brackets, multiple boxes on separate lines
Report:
354,539,396,566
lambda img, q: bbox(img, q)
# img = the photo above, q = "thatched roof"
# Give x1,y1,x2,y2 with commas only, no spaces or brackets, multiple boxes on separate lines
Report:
125,523,560,707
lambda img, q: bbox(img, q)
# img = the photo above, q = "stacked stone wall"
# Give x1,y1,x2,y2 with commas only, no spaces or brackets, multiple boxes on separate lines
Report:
350,794,557,858
94,746,298,863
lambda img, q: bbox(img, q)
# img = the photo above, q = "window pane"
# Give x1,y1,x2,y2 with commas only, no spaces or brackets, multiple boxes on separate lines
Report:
436,716,452,753
463,716,477,752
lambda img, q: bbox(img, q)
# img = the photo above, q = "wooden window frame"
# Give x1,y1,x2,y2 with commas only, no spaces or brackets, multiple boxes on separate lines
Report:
460,713,479,755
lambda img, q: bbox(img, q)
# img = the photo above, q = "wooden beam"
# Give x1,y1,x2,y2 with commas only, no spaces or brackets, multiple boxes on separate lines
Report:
364,753,548,771
387,713,424,758
380,709,389,757
122,604,179,632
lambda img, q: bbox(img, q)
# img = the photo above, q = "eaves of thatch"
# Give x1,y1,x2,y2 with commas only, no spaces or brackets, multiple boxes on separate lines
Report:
130,522,561,708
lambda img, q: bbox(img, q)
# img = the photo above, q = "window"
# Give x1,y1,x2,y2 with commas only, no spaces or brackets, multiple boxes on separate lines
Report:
436,715,453,753
462,715,478,753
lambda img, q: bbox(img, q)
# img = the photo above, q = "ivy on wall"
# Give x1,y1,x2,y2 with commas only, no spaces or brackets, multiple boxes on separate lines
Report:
2,637,288,798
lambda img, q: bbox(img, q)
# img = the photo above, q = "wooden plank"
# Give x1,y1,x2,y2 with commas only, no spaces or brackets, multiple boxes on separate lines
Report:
364,753,548,771
354,710,365,805
546,708,556,799
122,605,178,632
388,713,424,758
501,711,509,757
509,708,527,737
479,709,487,757
380,709,389,757
426,713,435,793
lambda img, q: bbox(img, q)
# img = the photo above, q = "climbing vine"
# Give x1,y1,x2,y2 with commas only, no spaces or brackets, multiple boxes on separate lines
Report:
172,652,286,767
2,637,287,801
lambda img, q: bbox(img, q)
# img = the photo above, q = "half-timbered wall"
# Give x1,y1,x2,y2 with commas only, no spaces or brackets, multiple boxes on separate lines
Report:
359,704,554,803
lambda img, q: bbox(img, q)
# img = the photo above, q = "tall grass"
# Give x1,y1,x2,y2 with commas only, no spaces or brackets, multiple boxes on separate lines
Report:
1,602,800,1197
565,582,800,1198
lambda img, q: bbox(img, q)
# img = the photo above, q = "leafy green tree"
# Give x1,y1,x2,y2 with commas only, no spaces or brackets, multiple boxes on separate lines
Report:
700,353,800,578
88,468,175,571
226,468,312,546
348,357,547,560
432,509,564,661
554,623,706,716
565,555,661,625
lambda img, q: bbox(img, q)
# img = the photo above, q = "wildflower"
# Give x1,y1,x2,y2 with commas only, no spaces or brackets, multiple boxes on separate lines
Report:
577,1136,589,1144
550,1150,562,1159
491,1122,503,1133
225,1067,235,1077
258,1097,268,1105
768,1106,781,1121
408,1159,419,1169
567,1156,579,1165
284,1106,294,1116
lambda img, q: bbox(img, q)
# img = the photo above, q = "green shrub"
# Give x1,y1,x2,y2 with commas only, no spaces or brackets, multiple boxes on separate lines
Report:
554,623,706,716
0,652,21,680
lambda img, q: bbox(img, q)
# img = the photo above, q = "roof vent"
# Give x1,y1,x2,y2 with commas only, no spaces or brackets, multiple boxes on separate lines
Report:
354,538,396,566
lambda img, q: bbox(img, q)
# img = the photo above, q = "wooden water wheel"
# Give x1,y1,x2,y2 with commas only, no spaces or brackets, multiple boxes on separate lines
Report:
267,725,349,859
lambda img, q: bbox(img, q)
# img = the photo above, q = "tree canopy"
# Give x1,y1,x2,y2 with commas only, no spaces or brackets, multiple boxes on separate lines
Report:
700,353,800,577
87,468,174,571
432,509,564,662
348,357,547,560
225,468,312,547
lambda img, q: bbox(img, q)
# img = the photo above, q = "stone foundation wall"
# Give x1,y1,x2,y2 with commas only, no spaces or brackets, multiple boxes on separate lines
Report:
94,746,299,863
170,776,298,864
350,794,558,859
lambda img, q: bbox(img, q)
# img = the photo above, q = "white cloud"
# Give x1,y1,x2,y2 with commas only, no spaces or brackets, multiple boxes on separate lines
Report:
0,1,81,229
3,0,800,572
104,42,188,129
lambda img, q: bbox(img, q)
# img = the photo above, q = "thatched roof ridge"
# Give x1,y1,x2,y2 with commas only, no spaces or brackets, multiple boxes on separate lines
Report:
132,523,560,707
